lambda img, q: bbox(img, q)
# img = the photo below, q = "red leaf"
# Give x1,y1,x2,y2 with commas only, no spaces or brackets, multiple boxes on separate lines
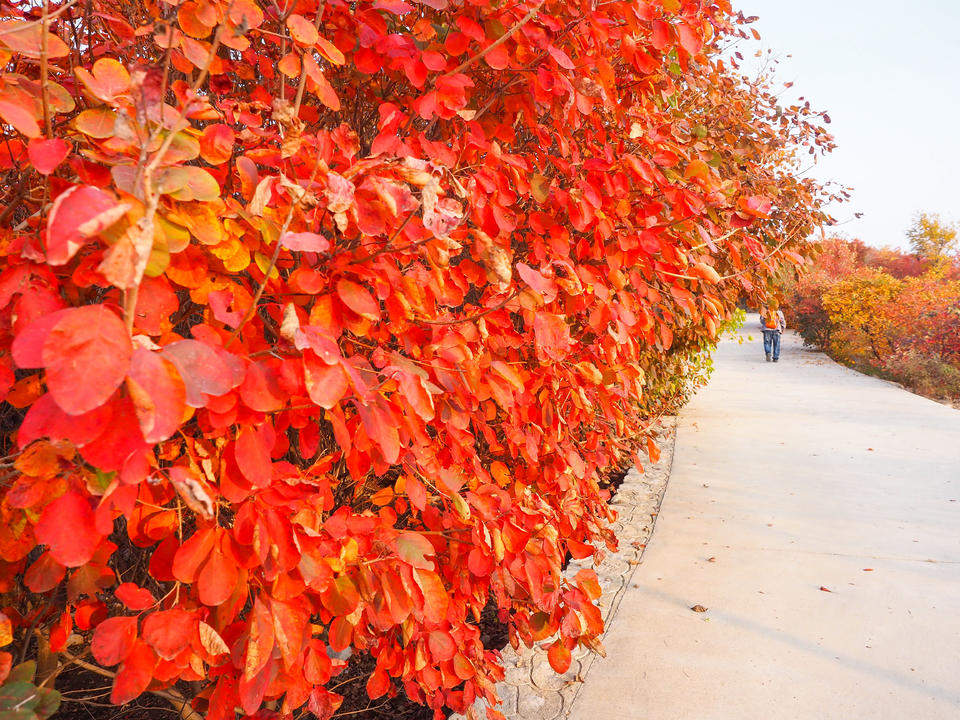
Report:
646,436,661,463
111,639,156,704
304,641,333,684
303,54,340,111
233,426,273,486
397,373,434,421
467,547,493,577
412,568,448,624
198,542,239,606
42,305,132,415
269,596,308,669
677,22,702,56
396,532,435,570
320,575,360,617
27,138,70,175
327,616,352,653
161,340,237,407
691,262,721,284
547,641,571,673
302,352,348,409
11,309,71,369
198,123,235,165
316,35,346,66
126,349,186,443
533,313,573,362
172,528,217,583
207,290,243,327
280,231,331,253
34,491,102,568
427,630,456,661
239,360,285,412
336,279,380,321
651,20,671,51
244,598,275,678
308,688,343,720
548,45,575,70
141,609,194,659
24,551,66,592
115,583,155,611
516,262,558,301
366,667,390,699
45,186,129,265
91,615,138,666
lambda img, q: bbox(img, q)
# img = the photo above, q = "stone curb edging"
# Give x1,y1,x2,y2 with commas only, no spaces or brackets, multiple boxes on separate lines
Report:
453,416,678,720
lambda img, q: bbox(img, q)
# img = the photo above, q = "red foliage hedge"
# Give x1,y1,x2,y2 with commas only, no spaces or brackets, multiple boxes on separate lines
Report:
0,0,832,718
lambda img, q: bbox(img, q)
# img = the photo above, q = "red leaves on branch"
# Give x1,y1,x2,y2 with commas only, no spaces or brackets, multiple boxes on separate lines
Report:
0,0,837,716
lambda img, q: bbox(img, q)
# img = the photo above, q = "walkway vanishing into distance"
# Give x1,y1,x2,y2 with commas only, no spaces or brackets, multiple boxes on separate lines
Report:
569,317,960,720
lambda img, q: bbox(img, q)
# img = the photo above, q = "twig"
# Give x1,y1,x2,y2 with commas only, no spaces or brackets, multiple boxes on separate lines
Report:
60,653,203,720
226,9,329,347
446,0,546,76
40,0,52,137
416,290,520,325
0,0,82,36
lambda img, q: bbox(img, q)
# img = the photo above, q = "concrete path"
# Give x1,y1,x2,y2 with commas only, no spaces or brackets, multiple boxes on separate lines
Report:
569,316,960,720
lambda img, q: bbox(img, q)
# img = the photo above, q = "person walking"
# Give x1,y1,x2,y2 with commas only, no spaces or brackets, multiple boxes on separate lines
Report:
760,301,786,362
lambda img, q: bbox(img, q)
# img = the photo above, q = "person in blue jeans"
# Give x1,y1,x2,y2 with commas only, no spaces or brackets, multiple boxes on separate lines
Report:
760,302,786,362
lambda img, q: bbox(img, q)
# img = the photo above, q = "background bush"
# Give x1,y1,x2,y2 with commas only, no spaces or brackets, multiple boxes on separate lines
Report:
787,234,960,403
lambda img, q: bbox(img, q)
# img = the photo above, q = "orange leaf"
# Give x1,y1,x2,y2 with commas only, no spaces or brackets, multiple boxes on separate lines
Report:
0,19,70,58
0,99,40,138
320,575,360,617
199,123,235,165
287,14,318,46
74,58,130,102
547,641,571,673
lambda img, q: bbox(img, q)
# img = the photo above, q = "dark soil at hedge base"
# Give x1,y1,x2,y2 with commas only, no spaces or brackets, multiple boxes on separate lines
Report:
52,467,632,720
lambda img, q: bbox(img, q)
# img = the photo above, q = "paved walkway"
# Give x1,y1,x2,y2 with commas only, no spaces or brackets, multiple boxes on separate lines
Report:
569,317,960,720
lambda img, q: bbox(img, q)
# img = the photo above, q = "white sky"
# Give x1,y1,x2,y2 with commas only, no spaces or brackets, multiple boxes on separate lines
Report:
738,1,960,249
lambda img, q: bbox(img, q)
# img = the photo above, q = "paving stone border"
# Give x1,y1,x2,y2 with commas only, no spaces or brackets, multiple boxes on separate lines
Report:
453,416,678,720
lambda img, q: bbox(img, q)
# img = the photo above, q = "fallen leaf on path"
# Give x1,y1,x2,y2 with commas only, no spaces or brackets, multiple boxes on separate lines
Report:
819,586,832,593
862,568,874,572
690,605,708,613
707,557,716,562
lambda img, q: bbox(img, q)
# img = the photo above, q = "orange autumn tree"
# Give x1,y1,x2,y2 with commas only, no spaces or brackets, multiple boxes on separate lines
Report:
0,1,833,718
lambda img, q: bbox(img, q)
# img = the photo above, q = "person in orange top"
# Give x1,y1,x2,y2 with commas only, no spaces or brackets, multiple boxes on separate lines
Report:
760,300,786,362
